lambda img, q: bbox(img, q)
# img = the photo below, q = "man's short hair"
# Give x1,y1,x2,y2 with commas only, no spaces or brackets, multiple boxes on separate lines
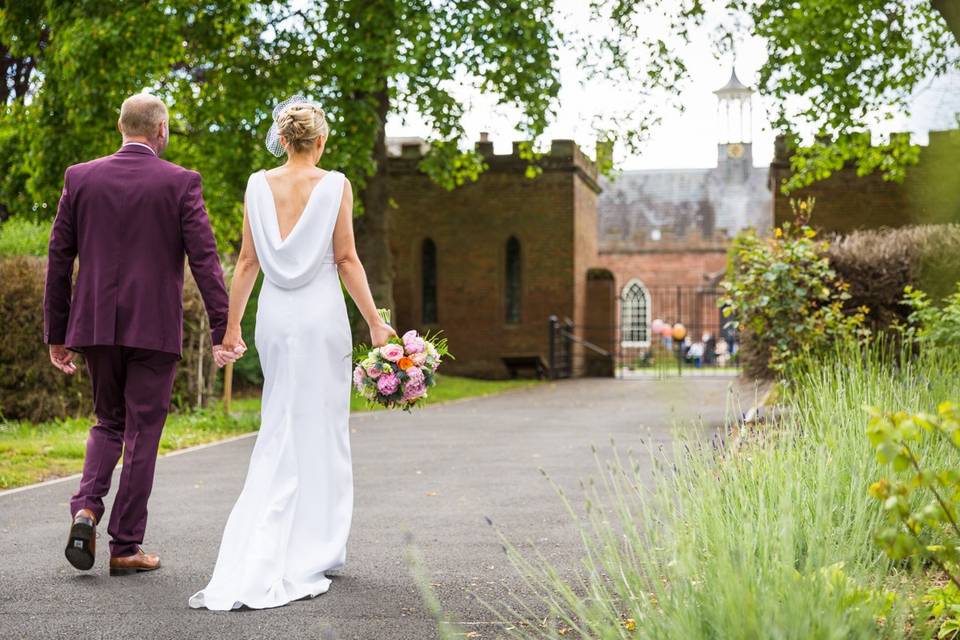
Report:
119,94,168,137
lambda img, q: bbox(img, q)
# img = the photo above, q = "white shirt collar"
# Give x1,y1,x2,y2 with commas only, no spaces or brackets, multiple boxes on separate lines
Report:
122,142,157,155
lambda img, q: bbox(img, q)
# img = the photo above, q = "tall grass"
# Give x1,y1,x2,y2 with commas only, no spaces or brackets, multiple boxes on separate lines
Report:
492,342,960,639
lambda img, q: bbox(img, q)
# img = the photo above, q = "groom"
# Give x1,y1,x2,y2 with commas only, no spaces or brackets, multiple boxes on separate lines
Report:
44,93,240,576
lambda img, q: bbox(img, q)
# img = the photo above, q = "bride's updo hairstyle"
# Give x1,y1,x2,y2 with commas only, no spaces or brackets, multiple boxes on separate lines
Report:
276,103,329,155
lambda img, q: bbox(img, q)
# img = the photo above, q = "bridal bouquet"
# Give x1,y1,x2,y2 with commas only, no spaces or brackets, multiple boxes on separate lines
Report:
352,310,451,410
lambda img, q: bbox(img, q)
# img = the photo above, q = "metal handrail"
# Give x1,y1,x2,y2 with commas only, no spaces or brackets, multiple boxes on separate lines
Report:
558,328,612,357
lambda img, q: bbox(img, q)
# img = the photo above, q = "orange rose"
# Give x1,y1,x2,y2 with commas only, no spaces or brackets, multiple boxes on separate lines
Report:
397,357,414,370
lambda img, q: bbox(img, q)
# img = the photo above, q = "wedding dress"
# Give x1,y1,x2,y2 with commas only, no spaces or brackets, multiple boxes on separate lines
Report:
189,169,353,610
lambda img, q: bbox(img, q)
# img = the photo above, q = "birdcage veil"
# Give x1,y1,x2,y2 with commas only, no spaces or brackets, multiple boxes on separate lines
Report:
264,94,326,157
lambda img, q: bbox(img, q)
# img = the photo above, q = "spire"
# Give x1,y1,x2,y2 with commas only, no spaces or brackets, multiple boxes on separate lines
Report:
714,67,752,97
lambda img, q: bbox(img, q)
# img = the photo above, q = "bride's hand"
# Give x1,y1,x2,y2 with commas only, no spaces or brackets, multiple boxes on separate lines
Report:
369,321,397,348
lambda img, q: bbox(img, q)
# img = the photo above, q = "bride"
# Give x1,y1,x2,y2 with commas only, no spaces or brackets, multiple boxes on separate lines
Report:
189,96,395,610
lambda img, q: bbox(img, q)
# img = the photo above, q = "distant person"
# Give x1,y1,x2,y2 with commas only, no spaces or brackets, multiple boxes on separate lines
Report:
45,94,237,576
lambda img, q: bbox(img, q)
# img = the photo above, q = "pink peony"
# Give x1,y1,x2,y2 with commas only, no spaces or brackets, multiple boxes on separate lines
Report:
406,366,425,384
377,372,399,395
403,379,427,402
380,343,404,362
402,329,426,354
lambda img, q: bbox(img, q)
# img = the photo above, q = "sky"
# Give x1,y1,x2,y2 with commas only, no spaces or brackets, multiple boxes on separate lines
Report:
384,1,960,172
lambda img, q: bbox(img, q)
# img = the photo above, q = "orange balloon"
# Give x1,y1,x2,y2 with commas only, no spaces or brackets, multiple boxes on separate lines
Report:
672,323,687,341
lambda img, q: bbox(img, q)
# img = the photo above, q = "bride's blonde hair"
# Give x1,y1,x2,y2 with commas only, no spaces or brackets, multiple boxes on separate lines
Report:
276,103,329,154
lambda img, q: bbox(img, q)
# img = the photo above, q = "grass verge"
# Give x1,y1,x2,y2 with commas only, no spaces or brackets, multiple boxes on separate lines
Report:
1,374,540,490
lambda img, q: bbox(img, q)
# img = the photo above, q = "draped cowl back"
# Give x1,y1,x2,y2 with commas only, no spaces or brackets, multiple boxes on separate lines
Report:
245,169,345,289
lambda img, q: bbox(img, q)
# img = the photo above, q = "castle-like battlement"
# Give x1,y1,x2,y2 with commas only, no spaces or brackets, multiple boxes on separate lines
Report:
387,135,600,192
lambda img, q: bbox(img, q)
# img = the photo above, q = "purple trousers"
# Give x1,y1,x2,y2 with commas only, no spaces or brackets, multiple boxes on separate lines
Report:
70,346,178,557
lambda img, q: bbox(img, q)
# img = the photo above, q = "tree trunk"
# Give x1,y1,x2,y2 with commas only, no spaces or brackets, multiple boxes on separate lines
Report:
932,0,960,44
351,83,395,343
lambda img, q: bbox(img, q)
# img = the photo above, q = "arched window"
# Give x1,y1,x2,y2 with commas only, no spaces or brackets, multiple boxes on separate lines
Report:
505,236,521,324
421,238,438,324
621,279,650,346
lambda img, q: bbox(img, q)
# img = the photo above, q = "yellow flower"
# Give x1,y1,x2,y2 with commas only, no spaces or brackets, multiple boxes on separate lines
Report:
623,618,637,631
775,228,783,238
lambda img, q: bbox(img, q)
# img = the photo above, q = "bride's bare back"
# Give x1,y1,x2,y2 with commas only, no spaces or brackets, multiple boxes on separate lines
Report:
263,167,331,242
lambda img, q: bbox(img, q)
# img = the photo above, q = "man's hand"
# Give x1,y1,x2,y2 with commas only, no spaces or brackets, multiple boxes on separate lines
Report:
49,345,78,375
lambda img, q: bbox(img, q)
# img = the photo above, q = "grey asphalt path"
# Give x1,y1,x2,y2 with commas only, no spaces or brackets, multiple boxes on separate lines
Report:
0,377,748,640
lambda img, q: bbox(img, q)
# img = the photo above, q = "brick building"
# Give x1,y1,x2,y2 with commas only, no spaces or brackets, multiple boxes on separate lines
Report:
385,69,774,378
770,129,960,232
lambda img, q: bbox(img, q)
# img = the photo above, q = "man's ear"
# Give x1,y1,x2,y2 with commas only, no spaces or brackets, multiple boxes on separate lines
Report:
117,119,123,134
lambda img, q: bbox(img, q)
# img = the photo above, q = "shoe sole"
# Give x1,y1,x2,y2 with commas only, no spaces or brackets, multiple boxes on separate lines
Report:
109,565,160,577
64,521,95,571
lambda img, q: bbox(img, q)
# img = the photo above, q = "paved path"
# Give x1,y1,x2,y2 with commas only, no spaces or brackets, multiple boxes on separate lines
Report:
0,377,747,639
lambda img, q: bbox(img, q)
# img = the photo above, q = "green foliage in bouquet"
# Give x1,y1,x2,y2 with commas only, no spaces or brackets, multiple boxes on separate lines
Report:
720,198,870,378
867,402,960,638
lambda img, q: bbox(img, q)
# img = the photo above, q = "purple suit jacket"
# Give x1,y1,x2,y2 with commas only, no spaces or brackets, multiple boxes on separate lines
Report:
44,145,229,356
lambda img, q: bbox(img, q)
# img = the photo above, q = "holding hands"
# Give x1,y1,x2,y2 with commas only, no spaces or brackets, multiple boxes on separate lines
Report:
214,327,247,368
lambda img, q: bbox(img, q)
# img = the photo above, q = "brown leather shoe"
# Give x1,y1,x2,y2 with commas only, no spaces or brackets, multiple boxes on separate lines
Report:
65,508,96,571
109,547,161,576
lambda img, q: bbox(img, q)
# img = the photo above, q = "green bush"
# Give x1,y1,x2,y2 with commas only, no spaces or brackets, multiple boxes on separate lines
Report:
898,283,960,348
0,256,222,421
827,224,960,330
0,217,49,257
720,199,869,379
867,402,960,639
0,257,91,421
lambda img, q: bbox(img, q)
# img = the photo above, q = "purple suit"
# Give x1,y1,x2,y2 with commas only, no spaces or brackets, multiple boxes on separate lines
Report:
44,143,229,557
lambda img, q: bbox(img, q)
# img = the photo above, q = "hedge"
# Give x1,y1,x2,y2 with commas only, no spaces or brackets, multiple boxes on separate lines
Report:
0,257,220,422
827,224,960,330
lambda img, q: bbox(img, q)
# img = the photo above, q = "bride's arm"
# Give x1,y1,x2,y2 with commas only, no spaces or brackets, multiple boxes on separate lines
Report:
333,178,396,347
222,204,259,353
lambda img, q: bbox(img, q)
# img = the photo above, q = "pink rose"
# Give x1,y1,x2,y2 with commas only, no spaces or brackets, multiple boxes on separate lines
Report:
377,373,399,395
411,351,427,366
365,365,381,379
402,329,425,354
380,344,404,362
352,365,366,389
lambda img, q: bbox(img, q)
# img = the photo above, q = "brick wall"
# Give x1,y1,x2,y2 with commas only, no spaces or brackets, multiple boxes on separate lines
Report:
771,130,960,231
595,250,729,341
386,141,600,378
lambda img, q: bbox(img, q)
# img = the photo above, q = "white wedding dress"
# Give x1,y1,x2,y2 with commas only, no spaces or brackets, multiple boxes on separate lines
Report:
189,169,354,611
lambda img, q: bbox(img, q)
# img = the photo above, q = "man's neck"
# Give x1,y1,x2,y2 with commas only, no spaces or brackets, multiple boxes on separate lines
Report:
122,138,158,155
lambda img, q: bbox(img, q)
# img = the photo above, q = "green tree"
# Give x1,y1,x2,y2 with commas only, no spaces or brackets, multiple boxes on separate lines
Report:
596,0,960,192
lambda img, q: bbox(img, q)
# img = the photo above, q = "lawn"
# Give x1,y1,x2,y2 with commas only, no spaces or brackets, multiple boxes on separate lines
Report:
0,374,539,490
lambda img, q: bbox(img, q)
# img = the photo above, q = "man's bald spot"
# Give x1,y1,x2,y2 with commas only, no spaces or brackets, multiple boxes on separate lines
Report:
119,94,167,138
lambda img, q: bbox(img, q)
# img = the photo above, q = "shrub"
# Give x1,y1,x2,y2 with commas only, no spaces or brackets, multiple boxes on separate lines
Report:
0,256,221,422
0,217,49,257
720,199,869,379
0,257,91,421
867,402,960,639
898,283,960,348
827,224,960,330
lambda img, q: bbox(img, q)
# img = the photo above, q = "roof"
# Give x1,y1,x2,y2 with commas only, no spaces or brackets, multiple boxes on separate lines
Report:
597,156,772,252
714,68,752,96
